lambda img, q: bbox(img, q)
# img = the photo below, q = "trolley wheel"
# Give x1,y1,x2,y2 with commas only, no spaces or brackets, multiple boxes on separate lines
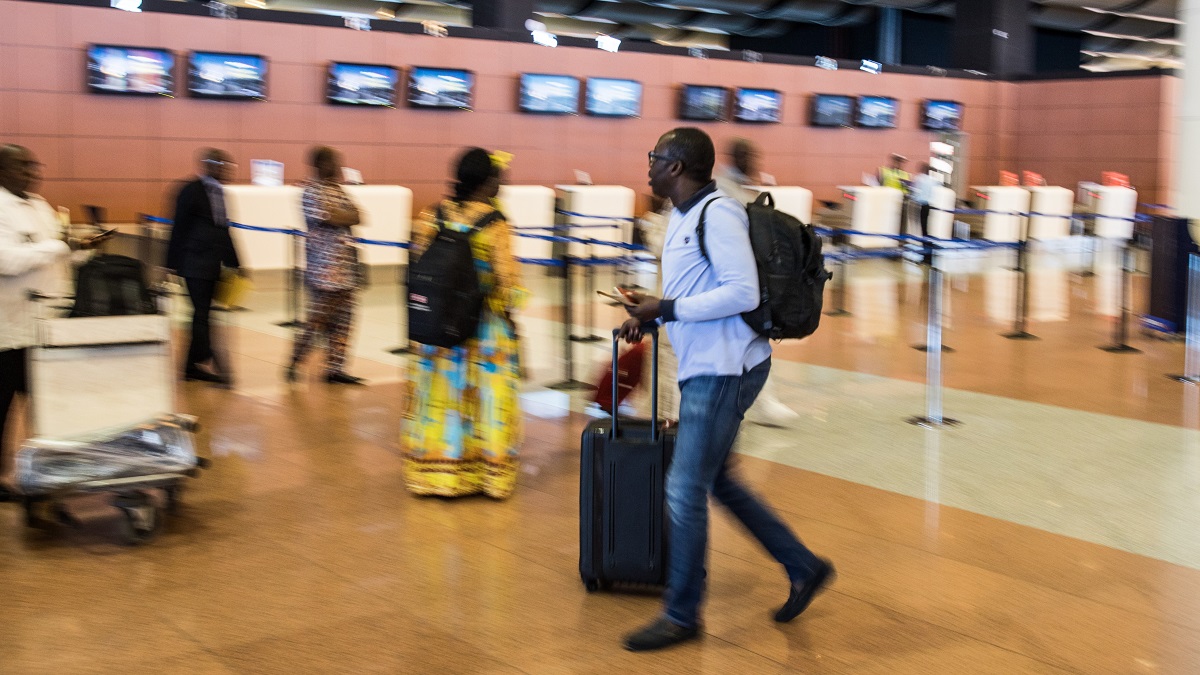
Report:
584,578,601,593
165,484,183,515
51,501,76,527
23,498,44,528
117,505,161,546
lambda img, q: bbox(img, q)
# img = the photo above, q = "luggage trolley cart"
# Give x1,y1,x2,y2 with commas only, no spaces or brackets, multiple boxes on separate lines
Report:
15,293,208,544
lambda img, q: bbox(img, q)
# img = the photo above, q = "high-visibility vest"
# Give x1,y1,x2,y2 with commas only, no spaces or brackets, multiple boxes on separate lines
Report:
880,167,910,192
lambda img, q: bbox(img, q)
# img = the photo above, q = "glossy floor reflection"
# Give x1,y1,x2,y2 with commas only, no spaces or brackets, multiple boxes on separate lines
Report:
3,249,1200,673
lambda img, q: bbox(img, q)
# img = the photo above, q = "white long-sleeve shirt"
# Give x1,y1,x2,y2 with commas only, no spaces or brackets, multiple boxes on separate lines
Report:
658,182,770,382
0,188,69,351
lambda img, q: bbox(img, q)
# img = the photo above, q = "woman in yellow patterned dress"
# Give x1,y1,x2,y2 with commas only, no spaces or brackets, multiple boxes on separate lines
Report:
402,148,525,498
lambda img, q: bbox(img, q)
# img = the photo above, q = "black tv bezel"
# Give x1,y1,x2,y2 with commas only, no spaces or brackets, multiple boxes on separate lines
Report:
187,50,269,101
517,73,581,115
326,61,400,108
406,66,475,111
855,95,899,129
678,84,729,122
732,87,783,124
922,99,963,131
584,77,643,118
809,93,855,128
85,43,176,97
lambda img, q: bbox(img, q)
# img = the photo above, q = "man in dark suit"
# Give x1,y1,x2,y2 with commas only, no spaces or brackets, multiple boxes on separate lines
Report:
167,148,241,385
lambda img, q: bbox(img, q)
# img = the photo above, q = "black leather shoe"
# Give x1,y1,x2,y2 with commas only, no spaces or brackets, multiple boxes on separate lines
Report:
623,617,699,652
184,368,225,384
775,559,835,623
325,372,366,385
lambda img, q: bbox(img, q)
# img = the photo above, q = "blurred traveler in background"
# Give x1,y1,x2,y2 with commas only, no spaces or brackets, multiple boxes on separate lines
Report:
401,147,526,499
167,148,241,386
0,145,72,500
285,146,366,386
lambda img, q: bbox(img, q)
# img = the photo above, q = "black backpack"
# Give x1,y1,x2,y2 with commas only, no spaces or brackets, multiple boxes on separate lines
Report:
406,206,501,348
699,191,831,340
69,254,157,318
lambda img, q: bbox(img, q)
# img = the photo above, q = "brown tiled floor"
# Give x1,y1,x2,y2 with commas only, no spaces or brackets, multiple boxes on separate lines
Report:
3,258,1200,673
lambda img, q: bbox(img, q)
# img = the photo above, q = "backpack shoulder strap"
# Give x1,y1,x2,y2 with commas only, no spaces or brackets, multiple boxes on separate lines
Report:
434,204,446,233
696,196,725,263
471,208,503,232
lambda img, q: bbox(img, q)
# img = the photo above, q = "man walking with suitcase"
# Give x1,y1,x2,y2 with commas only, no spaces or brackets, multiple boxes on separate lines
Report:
618,128,834,652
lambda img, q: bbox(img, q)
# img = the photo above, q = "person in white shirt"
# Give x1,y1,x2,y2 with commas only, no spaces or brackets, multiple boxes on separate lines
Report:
0,145,72,499
909,162,937,264
618,129,833,652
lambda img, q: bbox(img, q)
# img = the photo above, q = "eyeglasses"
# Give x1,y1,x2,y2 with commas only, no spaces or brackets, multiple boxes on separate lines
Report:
648,152,677,168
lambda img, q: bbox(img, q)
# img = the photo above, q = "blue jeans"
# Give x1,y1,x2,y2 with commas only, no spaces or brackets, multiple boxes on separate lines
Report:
664,357,823,628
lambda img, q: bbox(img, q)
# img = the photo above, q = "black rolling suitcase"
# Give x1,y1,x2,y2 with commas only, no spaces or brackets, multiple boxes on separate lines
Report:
580,327,676,592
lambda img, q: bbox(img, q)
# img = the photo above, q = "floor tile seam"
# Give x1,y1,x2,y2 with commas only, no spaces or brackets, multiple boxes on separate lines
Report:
707,502,1200,637
778,358,1200,433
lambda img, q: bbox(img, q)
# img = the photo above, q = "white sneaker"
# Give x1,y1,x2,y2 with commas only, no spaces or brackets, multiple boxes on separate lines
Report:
746,397,800,427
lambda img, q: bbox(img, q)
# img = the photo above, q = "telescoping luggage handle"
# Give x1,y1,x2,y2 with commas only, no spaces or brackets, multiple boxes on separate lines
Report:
610,326,659,442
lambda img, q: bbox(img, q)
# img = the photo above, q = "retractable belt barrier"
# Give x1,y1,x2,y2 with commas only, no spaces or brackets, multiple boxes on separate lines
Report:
141,209,1172,429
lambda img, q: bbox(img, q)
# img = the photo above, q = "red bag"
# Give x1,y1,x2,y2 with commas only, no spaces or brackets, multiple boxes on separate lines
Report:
594,342,646,413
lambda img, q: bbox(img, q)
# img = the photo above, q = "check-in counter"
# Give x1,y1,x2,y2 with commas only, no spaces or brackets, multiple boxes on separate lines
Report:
498,185,556,262
554,185,635,259
346,185,412,266
926,185,956,239
837,186,903,248
224,186,303,270
1027,186,1073,240
1092,185,1137,239
224,184,412,270
972,186,1031,242
746,186,813,224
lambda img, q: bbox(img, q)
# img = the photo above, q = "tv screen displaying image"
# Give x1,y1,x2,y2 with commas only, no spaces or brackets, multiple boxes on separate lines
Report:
408,67,474,110
585,78,642,117
327,62,398,107
733,88,782,123
86,45,174,96
679,85,728,122
188,52,267,100
811,94,853,127
923,100,963,130
856,95,898,128
519,73,580,114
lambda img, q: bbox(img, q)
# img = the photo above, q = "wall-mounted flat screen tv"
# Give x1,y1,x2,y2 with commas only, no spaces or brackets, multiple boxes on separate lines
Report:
86,44,174,96
188,51,267,100
408,67,474,110
585,78,642,117
679,85,728,122
923,100,963,131
519,73,580,114
733,88,782,123
856,95,898,128
327,62,398,107
810,94,853,127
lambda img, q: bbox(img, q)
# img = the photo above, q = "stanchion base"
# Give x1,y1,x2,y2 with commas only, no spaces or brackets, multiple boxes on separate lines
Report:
387,345,412,356
912,344,955,353
1166,374,1200,384
1099,344,1142,354
548,380,597,392
906,415,961,429
1003,331,1039,341
569,335,605,343
824,309,851,317
1075,270,1096,278
274,320,302,328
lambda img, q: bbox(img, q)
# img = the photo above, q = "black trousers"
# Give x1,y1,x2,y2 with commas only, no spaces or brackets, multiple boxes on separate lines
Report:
918,203,932,263
0,348,29,467
185,277,217,372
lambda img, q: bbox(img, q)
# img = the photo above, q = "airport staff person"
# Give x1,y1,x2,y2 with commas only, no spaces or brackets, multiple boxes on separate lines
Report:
618,128,834,652
878,153,910,193
0,145,72,500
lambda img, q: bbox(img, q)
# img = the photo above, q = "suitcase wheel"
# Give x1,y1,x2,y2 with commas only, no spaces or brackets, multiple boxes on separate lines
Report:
114,493,161,546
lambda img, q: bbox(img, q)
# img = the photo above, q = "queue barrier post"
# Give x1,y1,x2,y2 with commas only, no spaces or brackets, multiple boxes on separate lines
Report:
1168,253,1200,383
1099,238,1142,354
908,247,960,428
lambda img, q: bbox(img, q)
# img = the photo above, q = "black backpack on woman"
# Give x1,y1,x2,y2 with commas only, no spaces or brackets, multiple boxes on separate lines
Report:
406,206,501,348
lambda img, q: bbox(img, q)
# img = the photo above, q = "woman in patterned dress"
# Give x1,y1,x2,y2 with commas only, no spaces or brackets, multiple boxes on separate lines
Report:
402,148,525,498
